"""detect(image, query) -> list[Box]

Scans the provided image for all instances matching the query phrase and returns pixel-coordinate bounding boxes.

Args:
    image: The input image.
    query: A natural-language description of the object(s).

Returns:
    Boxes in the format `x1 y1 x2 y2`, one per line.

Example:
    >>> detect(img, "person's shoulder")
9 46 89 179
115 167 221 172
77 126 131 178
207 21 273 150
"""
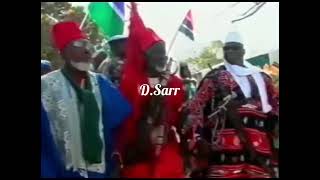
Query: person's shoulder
93 71 118 90
41 70 64 93
88 70 99 77
203 65 227 80
260 71 273 81
90 71 109 82
41 69 61 81
196 65 227 90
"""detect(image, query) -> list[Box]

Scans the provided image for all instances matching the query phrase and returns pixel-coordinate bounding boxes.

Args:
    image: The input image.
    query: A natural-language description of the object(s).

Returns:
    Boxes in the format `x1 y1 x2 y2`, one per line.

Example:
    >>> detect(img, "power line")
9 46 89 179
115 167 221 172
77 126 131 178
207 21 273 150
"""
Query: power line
232 2 266 23
240 2 262 16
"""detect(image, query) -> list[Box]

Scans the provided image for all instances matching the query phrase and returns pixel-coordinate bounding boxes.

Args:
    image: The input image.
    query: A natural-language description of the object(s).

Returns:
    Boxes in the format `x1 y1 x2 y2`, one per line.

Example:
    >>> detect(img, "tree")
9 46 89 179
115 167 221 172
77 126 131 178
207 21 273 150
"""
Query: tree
185 40 224 70
41 2 105 69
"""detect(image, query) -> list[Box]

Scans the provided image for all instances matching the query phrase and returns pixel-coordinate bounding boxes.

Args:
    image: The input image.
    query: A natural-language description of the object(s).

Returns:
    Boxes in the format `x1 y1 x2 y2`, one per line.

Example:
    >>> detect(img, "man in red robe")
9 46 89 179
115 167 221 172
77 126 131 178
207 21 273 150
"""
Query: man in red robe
113 2 186 178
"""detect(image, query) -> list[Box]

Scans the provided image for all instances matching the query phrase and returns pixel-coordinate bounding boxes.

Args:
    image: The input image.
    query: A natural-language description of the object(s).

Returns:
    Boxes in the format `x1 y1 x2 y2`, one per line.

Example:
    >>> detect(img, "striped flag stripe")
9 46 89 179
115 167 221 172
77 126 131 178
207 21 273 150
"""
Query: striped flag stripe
114 2 125 16
185 10 193 26
108 2 125 21
89 2 125 38
178 9 194 41
182 18 193 30
179 25 194 41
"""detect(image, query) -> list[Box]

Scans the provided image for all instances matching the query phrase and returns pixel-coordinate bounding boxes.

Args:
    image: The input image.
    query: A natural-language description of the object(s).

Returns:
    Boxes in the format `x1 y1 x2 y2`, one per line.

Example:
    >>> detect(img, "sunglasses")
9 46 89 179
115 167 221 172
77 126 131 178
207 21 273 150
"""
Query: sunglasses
223 46 242 51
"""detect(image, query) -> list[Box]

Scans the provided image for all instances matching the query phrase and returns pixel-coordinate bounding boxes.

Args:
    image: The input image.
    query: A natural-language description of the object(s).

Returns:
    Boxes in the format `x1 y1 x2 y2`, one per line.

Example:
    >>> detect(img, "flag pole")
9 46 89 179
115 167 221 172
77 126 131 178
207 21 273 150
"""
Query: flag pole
80 11 89 29
165 17 183 73
167 28 180 56
166 10 188 73
167 9 190 56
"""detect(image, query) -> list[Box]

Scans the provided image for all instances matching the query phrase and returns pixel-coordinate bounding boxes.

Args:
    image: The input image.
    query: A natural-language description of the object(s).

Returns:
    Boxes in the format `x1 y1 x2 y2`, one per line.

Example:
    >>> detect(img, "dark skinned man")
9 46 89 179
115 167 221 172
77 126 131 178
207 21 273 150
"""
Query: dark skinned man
184 32 279 178
112 3 186 178
41 21 131 178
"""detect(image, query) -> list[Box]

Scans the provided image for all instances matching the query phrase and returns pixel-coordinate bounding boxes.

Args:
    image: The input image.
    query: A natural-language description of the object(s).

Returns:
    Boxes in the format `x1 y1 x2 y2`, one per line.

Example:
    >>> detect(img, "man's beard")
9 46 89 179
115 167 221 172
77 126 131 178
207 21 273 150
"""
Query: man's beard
155 65 166 73
70 61 91 71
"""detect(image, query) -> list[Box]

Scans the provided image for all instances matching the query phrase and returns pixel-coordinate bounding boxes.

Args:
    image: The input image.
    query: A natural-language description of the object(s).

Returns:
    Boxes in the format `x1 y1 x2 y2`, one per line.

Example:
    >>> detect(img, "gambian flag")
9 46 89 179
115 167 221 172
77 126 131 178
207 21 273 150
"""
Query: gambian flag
178 10 194 41
88 2 125 39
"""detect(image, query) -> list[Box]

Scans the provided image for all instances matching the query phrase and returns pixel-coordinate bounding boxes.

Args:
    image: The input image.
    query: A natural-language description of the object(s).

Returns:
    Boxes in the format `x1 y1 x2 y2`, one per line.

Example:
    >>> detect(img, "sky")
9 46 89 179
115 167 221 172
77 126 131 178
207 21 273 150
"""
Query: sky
71 2 279 61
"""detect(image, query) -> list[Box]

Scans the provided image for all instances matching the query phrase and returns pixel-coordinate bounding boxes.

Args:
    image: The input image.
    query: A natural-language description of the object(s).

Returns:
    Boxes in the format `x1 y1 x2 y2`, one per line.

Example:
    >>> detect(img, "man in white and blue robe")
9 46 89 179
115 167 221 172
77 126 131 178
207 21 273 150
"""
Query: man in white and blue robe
41 21 131 178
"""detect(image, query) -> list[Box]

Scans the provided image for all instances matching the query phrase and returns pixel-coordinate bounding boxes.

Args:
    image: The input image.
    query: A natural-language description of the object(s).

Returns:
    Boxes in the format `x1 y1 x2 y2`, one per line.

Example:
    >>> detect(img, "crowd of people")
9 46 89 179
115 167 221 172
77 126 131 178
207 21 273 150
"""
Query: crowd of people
41 2 279 178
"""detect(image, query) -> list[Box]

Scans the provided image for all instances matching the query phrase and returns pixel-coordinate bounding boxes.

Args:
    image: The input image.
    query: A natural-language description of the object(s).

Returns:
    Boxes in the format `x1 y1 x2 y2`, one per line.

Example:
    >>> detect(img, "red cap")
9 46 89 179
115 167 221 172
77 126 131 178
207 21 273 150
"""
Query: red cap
140 28 163 53
52 21 88 51
129 2 164 53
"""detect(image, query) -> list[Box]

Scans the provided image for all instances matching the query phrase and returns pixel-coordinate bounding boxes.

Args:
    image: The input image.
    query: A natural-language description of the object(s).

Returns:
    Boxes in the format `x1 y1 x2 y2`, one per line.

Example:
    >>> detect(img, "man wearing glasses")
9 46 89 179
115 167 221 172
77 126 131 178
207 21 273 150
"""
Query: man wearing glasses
41 21 131 178
184 32 279 178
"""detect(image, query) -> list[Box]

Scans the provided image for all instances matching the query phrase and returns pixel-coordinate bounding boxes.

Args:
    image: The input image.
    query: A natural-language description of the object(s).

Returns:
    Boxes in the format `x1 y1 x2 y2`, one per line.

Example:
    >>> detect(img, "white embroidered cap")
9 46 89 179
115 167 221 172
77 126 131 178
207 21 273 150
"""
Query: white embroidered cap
225 31 243 44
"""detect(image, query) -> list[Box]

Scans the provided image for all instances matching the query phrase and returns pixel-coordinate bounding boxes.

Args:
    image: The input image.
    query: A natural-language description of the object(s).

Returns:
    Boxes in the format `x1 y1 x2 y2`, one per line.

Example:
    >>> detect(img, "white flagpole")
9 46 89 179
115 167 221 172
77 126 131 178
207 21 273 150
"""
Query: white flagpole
80 11 89 29
165 10 190 73
167 28 180 57
167 9 190 56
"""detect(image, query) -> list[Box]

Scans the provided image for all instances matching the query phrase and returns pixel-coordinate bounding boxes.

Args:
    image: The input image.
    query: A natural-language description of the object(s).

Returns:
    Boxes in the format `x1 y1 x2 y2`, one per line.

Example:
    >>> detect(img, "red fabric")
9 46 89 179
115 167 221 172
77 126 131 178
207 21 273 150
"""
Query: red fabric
218 129 243 152
52 21 87 51
127 2 164 54
119 2 164 83
185 10 194 30
118 68 186 178
117 3 185 177
238 107 268 119
245 128 272 156
216 128 272 155
118 75 185 157
207 164 270 178
246 164 271 178
122 143 185 178
207 164 246 178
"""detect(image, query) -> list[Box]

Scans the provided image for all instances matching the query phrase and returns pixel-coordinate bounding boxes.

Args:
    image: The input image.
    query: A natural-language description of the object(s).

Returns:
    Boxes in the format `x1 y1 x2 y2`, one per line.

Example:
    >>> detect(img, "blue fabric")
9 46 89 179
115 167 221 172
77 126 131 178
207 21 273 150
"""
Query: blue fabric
97 74 132 176
41 74 131 178
41 60 52 72
113 2 125 17
41 102 63 177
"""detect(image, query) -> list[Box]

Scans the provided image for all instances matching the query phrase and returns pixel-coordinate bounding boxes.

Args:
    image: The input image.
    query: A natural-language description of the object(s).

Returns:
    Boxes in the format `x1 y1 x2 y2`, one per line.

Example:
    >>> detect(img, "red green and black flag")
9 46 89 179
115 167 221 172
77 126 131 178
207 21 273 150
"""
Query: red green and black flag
178 10 194 41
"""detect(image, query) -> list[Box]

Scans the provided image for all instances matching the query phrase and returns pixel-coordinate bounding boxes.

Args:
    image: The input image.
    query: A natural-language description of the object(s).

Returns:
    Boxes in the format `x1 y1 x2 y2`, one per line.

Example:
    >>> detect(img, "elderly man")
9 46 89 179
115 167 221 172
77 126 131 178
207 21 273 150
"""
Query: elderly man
184 32 279 178
41 21 131 178
113 3 186 178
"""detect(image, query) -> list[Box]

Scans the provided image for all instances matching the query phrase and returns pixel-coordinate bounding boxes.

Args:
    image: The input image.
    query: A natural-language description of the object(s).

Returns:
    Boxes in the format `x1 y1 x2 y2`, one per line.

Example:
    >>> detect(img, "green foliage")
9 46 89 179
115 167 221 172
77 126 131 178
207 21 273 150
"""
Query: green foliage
185 40 224 70
41 2 105 69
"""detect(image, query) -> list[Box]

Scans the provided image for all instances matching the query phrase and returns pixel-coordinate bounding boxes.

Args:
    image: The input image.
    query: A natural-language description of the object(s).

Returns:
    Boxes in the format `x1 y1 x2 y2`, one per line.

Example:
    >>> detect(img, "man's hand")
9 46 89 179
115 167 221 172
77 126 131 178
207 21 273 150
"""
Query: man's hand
181 114 194 135
111 152 123 178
